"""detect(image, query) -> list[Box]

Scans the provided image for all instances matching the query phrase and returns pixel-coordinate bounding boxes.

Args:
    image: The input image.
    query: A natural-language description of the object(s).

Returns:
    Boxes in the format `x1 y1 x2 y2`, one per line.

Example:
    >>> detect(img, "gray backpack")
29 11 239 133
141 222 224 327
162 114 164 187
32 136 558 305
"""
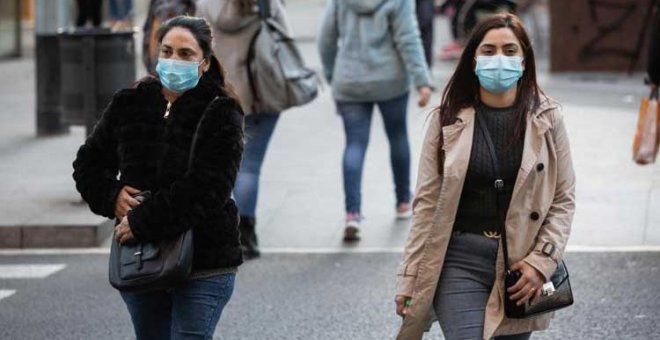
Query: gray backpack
246 0 319 113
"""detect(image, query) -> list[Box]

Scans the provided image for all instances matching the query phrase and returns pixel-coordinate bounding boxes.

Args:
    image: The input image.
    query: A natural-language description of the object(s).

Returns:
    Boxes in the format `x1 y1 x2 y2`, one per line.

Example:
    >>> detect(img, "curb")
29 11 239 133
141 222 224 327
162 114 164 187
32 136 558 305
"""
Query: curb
0 220 114 249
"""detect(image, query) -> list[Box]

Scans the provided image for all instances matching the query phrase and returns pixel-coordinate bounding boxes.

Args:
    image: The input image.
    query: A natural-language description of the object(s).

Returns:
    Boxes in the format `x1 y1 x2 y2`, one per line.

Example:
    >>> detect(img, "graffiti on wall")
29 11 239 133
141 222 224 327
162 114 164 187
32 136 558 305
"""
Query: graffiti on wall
578 0 657 72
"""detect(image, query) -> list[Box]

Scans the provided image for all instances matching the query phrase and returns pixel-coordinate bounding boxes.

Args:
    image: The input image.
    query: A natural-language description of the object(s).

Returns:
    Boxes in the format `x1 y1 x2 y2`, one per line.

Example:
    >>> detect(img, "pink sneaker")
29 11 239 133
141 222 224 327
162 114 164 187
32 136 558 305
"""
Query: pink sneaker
438 41 464 61
396 203 413 220
343 212 361 242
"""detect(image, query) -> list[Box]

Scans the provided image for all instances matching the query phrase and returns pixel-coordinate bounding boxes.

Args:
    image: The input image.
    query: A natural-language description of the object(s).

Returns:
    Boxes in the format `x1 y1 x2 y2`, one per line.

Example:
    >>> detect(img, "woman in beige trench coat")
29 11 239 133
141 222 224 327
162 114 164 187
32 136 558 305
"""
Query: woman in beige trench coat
394 14 575 340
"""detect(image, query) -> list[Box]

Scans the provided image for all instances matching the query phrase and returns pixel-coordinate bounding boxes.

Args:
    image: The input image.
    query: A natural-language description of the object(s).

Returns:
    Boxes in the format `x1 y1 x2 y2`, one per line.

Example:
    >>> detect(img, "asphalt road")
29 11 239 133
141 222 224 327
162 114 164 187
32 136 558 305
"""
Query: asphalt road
1 251 659 340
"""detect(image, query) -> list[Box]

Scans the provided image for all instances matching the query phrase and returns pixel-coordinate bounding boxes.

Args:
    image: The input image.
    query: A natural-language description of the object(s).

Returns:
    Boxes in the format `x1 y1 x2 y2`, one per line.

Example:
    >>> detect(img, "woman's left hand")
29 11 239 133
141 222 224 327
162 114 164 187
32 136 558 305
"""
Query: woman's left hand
115 216 135 244
507 261 545 306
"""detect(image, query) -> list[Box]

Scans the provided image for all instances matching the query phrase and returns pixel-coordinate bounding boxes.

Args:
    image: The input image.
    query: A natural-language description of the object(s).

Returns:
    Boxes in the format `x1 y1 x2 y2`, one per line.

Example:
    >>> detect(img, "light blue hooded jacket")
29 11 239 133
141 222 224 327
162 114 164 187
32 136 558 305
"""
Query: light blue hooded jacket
318 0 431 102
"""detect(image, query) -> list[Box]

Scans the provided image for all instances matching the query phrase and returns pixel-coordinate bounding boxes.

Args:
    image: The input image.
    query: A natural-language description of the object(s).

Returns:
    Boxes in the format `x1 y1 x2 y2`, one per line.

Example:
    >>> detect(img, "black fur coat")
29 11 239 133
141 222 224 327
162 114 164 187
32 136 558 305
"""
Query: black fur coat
72 74 244 270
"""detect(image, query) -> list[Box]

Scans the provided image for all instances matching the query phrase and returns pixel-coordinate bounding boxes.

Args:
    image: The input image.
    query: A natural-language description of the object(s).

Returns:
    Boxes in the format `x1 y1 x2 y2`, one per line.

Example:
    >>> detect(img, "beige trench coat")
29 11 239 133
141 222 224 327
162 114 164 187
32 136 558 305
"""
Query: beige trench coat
396 98 576 340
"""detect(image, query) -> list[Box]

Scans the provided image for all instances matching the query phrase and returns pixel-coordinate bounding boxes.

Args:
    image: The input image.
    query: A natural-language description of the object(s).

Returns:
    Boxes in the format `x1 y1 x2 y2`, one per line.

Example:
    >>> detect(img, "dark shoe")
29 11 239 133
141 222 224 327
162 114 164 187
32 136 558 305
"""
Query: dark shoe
239 216 260 260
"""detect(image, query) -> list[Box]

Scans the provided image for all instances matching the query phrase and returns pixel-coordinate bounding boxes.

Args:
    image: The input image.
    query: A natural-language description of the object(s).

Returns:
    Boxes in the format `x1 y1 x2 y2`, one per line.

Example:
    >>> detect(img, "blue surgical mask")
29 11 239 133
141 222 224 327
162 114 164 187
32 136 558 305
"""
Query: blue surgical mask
475 55 524 93
156 58 204 93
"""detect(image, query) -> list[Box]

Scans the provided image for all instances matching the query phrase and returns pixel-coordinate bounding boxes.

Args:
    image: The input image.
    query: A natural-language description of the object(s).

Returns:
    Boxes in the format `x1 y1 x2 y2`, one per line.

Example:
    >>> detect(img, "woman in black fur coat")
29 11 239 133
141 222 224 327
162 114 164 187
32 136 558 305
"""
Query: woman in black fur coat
72 16 244 339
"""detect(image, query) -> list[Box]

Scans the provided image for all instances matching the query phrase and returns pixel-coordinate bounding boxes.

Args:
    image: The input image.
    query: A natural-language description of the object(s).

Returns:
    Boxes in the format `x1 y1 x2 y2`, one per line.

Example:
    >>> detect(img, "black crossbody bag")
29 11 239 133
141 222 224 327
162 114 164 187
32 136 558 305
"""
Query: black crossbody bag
108 117 203 292
475 113 574 319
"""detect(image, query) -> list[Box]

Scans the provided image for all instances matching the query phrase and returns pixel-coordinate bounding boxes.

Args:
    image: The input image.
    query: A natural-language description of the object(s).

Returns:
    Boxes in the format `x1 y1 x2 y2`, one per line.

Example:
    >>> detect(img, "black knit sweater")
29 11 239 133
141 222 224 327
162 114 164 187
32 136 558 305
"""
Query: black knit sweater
72 74 245 270
453 103 524 234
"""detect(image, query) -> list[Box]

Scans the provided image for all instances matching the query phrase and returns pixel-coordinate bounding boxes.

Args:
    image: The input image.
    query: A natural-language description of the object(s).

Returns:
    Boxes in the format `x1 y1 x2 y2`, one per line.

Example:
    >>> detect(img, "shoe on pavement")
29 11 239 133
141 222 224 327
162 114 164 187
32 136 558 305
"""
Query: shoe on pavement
343 213 361 242
396 203 413 220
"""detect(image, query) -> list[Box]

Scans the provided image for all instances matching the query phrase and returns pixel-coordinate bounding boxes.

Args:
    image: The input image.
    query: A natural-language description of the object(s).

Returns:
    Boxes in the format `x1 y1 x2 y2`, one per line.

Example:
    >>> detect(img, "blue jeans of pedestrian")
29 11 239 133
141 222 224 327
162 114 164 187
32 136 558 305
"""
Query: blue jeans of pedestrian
109 0 132 20
120 273 235 340
336 93 411 214
233 114 280 218
433 232 532 340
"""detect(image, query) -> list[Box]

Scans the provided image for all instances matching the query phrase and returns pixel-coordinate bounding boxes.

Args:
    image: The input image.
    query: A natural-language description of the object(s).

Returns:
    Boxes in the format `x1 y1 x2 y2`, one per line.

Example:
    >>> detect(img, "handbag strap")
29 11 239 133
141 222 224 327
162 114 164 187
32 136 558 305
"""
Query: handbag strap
475 112 512 271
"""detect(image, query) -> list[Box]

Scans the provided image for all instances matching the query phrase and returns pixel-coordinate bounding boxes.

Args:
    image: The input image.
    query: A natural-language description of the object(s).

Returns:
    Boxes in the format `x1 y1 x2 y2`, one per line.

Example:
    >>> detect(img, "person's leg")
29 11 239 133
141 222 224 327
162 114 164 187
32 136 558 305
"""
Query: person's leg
337 100 374 216
233 114 280 218
91 0 103 27
171 274 236 340
433 232 499 340
120 290 172 340
376 93 411 211
233 114 279 258
416 0 435 68
109 0 120 21
76 0 87 27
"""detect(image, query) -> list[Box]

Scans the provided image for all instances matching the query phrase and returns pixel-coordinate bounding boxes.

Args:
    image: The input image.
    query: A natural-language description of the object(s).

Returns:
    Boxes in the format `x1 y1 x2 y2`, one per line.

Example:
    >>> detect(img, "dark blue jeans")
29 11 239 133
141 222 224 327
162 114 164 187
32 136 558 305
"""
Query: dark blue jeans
336 93 411 214
233 114 280 218
120 273 235 340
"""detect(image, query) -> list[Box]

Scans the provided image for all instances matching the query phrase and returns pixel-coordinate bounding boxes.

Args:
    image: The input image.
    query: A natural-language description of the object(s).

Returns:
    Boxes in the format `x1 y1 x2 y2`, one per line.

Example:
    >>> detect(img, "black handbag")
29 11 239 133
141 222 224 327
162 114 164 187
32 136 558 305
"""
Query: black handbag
475 112 574 319
108 116 203 292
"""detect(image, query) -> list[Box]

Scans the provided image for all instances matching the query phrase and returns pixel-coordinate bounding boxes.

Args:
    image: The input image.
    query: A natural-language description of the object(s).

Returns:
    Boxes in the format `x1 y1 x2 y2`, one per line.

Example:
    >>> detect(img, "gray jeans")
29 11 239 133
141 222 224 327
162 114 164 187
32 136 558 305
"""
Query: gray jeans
433 232 532 340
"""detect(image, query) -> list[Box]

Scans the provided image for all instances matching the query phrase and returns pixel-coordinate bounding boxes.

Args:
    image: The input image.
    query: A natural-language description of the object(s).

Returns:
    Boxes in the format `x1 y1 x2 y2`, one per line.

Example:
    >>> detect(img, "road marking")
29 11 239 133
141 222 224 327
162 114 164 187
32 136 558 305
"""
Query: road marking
0 264 66 279
0 290 16 301
2 245 660 255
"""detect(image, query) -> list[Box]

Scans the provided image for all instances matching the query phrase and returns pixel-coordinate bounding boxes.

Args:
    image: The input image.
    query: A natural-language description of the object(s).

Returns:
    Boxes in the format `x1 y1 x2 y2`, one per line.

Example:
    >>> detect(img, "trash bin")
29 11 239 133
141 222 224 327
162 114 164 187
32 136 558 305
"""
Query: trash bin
59 29 136 135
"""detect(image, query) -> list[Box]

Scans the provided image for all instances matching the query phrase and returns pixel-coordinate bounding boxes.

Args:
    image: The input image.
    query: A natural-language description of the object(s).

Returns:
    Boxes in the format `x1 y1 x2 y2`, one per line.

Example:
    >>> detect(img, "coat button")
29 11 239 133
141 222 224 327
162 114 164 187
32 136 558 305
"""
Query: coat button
536 163 545 171
530 212 540 221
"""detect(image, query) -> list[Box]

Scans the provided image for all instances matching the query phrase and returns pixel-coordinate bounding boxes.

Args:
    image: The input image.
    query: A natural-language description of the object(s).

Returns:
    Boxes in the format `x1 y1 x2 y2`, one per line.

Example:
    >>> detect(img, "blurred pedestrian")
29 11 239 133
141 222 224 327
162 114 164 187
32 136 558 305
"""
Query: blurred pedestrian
197 0 291 259
417 0 435 68
648 3 659 91
72 16 244 339
108 0 134 31
143 0 196 74
318 0 433 242
76 0 103 28
395 14 575 339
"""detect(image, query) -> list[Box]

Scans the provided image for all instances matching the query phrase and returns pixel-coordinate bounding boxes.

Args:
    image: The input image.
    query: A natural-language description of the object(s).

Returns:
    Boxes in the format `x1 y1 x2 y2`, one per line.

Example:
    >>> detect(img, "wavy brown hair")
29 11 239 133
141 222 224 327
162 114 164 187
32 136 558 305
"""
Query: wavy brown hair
436 13 543 170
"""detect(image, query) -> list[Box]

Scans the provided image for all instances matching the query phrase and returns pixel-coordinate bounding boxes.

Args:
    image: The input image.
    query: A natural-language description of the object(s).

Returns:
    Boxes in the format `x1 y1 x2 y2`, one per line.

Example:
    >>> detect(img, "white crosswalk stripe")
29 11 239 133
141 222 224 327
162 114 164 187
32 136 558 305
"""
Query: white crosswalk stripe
0 264 66 279
0 289 16 301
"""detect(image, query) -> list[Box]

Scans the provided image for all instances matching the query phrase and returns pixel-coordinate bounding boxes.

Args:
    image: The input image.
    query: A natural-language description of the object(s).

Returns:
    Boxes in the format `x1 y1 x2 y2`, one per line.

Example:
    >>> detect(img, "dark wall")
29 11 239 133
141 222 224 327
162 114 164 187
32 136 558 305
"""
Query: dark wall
550 0 656 72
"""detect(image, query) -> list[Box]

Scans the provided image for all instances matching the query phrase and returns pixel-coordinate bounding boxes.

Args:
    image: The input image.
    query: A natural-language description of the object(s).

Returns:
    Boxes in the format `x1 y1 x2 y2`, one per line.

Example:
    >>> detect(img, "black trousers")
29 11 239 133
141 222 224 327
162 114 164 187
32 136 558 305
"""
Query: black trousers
416 0 435 68
76 0 103 27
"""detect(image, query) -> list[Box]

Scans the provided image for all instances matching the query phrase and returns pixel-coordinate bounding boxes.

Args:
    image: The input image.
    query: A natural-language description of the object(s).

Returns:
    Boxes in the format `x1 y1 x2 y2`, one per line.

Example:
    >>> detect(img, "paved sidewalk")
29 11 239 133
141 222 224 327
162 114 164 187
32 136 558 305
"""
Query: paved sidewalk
0 3 658 248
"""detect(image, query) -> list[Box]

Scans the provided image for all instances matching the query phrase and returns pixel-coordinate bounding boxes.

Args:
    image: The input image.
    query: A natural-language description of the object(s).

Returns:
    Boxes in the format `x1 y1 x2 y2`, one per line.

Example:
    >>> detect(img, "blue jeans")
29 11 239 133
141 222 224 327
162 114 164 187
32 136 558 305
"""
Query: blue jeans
336 93 411 214
233 114 280 218
120 273 235 340
109 0 133 20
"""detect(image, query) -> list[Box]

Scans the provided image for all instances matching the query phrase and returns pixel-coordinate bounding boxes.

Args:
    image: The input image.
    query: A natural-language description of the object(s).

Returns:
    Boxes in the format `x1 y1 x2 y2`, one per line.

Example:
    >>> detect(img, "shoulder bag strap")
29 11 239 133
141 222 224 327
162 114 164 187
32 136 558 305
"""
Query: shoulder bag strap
475 112 512 271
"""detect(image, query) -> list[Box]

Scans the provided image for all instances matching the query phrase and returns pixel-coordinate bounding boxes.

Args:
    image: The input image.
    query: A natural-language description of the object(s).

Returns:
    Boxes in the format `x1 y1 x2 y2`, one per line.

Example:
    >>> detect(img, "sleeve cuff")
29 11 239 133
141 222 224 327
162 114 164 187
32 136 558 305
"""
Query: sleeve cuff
104 181 123 219
127 209 146 242
524 251 559 282
396 264 418 297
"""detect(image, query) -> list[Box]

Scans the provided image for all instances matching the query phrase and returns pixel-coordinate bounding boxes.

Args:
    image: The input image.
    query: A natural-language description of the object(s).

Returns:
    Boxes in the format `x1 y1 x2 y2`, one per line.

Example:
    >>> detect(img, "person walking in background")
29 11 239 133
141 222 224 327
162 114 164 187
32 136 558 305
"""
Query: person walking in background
395 13 575 339
76 0 103 28
108 0 134 31
73 16 244 339
416 0 436 68
197 0 291 260
318 0 433 242
648 3 659 91
143 0 197 74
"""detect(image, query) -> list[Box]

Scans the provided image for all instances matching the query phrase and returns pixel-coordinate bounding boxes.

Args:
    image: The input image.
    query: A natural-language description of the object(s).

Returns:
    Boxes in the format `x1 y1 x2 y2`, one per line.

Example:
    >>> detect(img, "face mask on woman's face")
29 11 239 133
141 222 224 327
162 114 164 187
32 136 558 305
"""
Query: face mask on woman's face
156 58 204 93
474 55 524 94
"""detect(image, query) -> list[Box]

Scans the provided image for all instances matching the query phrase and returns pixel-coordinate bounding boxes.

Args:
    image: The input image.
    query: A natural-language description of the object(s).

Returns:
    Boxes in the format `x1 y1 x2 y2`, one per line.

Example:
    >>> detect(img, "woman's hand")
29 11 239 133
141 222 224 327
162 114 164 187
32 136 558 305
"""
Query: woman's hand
114 185 141 219
507 261 545 306
395 295 412 317
417 86 432 107
115 216 135 244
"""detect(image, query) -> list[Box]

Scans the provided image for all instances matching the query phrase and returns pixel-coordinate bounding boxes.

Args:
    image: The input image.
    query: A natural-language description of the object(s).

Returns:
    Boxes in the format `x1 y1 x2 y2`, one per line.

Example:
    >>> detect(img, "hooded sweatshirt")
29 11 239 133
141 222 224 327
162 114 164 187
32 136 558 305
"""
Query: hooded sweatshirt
318 0 431 102
196 0 290 115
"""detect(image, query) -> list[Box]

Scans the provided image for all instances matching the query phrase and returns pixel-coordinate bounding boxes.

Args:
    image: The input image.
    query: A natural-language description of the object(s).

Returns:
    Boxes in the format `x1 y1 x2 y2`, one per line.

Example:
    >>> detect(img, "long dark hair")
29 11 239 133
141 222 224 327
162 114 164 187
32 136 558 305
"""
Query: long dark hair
436 13 542 151
156 15 227 92
237 0 256 16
